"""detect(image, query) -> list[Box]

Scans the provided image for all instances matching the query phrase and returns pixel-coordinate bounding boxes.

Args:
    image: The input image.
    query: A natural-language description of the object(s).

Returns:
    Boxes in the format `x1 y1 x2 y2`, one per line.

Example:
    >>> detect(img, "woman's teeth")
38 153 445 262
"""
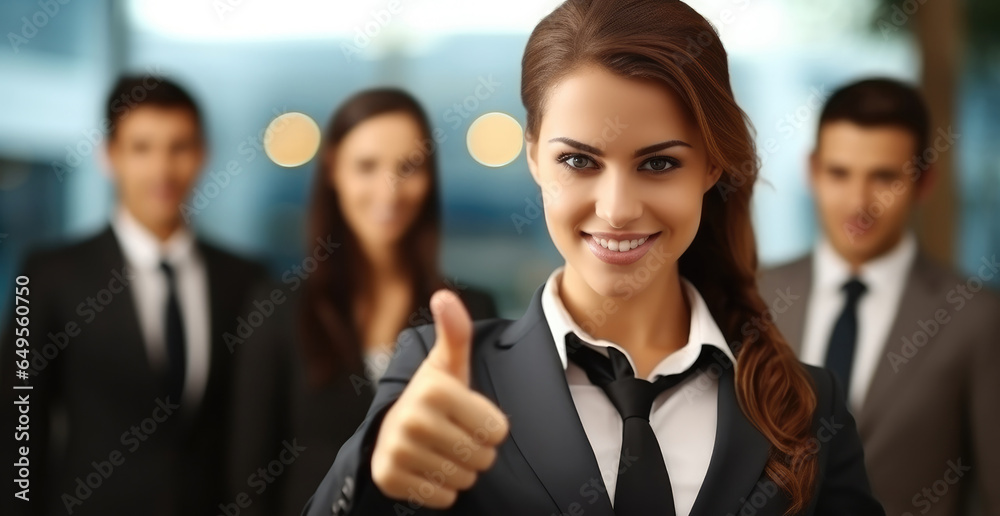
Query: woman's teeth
592 235 647 252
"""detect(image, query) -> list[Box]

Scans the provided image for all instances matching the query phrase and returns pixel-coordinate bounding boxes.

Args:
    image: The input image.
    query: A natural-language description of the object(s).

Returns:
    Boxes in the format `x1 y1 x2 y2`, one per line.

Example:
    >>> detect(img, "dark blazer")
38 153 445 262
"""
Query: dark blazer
227 283 496 516
303 282 885 516
0 226 268 516
760 251 1000 516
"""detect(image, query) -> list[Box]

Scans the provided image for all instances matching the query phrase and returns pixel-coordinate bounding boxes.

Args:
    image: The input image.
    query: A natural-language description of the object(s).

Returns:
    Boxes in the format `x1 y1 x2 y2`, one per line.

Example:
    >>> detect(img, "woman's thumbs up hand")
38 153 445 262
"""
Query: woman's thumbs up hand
370 289 510 509
425 288 474 385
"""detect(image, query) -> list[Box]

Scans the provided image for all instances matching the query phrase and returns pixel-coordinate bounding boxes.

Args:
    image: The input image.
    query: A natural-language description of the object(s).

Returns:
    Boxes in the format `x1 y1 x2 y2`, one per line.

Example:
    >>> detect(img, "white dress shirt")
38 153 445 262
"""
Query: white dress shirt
799 231 917 411
540 266 737 515
111 206 211 409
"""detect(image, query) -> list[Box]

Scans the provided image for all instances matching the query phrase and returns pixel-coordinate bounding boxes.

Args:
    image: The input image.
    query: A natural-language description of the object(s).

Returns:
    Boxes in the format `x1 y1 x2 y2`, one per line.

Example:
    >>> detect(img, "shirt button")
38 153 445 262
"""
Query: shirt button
342 475 355 499
331 496 350 515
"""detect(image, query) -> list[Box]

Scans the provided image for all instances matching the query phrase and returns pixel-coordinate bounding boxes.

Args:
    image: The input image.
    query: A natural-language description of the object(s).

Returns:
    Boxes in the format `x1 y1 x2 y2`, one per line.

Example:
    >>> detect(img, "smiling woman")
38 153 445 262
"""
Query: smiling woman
527 64 718 296
226 87 498 516
303 1 886 515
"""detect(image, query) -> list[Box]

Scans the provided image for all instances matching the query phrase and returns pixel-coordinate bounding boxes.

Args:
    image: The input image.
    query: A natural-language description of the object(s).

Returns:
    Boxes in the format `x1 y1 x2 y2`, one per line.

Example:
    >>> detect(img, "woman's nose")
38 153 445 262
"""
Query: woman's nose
594 168 642 228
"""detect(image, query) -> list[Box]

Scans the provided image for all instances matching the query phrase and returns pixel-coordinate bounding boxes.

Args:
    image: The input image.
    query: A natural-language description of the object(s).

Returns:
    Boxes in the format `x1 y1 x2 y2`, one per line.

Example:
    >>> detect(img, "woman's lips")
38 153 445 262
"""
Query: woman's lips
581 230 662 266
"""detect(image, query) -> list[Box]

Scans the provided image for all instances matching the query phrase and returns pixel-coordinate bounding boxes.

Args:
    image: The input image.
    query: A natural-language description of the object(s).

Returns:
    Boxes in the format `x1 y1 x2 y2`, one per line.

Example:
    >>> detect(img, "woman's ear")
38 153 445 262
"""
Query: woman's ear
703 161 724 193
526 137 542 186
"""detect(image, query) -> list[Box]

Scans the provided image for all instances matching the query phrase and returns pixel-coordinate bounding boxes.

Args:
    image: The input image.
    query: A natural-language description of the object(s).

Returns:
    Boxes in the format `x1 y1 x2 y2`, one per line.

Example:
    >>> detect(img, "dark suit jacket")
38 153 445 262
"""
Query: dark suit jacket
0 226 268 516
227 283 496 516
302 282 885 516
760 251 1000 516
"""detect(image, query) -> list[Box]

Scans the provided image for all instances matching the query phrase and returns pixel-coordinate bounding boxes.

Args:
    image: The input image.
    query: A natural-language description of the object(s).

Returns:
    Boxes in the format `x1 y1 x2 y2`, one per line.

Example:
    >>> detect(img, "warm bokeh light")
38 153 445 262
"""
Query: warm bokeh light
466 112 523 168
264 112 321 168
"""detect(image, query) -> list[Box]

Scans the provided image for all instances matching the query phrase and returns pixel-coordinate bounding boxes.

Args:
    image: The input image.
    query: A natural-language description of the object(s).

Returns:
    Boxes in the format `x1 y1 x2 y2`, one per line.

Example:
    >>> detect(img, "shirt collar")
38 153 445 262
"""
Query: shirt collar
812 230 917 294
540 265 736 380
111 206 198 270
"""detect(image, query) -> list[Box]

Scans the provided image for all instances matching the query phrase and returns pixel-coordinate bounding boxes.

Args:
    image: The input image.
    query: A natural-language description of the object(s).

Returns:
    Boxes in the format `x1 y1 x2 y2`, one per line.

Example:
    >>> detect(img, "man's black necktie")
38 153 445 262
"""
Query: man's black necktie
160 260 186 404
565 332 716 516
824 277 867 395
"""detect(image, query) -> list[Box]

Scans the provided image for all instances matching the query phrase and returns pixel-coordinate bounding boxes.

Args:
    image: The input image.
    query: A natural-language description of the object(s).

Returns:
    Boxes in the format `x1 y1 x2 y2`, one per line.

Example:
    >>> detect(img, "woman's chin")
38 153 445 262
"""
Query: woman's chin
573 264 641 299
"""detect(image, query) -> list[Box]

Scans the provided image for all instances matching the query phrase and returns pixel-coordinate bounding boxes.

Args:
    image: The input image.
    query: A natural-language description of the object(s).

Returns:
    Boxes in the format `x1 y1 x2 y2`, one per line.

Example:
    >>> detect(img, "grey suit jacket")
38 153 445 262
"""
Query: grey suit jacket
759 251 1000 516
303 282 885 516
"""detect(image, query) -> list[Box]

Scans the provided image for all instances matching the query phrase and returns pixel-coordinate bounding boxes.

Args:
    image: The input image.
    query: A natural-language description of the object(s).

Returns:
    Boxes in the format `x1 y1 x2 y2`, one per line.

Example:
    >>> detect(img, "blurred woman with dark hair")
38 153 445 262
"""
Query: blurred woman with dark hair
228 88 496 516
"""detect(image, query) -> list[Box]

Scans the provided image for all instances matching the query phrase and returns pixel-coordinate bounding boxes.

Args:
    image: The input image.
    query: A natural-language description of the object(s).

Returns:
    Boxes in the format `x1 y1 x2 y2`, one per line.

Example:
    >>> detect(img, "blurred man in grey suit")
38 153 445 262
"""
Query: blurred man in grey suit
760 78 1000 516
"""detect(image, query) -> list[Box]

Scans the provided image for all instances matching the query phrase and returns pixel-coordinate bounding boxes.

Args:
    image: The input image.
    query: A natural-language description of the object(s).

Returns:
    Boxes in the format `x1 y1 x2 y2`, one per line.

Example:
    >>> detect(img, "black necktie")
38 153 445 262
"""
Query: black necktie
565 332 716 516
160 260 186 404
824 277 867 395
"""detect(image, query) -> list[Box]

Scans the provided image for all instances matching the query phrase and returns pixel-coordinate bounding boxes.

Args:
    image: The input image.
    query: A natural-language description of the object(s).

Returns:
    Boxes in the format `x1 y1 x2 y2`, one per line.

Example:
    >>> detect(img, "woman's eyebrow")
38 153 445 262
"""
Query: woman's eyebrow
547 137 691 158
633 140 691 157
548 137 604 156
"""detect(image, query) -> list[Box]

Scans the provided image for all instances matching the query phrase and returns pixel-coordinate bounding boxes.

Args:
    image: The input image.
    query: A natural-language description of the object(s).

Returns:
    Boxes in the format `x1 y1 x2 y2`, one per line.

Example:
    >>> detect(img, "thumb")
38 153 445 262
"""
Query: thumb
427 289 473 385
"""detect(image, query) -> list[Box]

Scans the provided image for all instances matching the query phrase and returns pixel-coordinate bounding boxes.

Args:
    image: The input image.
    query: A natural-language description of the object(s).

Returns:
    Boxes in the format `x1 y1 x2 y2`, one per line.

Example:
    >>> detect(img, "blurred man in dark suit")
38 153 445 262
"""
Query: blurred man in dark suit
760 78 1000 516
2 75 268 515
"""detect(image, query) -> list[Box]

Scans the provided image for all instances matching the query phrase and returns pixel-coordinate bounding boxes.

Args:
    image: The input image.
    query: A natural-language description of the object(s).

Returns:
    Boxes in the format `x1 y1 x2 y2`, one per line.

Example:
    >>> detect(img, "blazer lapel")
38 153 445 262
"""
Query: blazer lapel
189 242 231 425
856 252 942 434
484 284 616 516
772 255 813 355
688 363 772 515
93 226 157 384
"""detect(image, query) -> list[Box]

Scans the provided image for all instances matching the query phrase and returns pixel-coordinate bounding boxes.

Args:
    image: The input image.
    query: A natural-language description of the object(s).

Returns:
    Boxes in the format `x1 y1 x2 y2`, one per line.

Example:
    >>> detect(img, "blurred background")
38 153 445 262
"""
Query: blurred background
1 0 998 317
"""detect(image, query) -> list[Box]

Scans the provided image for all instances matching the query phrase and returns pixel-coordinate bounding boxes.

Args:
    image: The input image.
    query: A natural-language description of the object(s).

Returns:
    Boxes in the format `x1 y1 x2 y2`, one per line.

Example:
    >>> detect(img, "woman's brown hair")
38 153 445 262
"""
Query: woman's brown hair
521 0 818 512
299 88 446 387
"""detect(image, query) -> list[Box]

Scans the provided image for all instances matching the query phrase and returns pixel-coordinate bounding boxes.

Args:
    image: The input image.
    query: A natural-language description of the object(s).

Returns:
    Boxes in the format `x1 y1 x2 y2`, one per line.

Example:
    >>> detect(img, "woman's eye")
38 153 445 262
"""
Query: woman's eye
559 154 595 170
639 156 678 173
